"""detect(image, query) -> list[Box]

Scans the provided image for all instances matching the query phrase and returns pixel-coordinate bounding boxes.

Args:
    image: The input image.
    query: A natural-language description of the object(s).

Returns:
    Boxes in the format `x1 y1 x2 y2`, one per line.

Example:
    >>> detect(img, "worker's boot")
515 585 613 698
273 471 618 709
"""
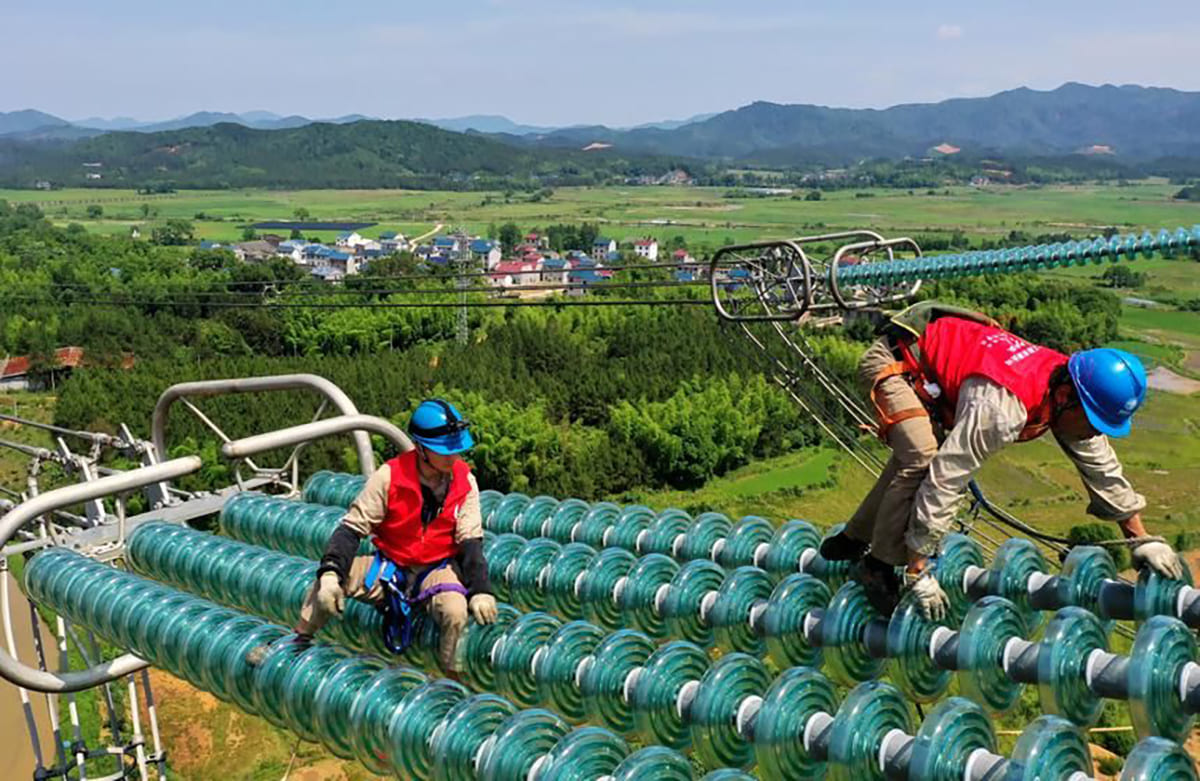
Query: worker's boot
819 530 869 562
852 555 901 616
245 632 313 667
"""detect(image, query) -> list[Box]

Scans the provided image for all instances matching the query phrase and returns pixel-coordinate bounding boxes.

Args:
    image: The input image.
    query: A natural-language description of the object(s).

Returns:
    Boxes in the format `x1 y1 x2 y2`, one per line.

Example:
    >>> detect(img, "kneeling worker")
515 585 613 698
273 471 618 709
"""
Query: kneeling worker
282 399 496 673
821 301 1184 619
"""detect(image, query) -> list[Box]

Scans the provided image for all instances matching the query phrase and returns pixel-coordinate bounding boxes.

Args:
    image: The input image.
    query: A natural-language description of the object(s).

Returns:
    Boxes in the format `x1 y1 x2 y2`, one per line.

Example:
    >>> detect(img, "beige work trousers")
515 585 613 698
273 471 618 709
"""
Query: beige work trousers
297 556 469 672
845 337 939 566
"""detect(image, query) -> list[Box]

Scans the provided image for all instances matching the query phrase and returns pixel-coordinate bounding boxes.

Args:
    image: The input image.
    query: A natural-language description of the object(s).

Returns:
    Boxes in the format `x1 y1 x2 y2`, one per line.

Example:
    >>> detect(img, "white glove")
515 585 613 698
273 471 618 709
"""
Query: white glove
904 570 950 622
469 593 498 625
1132 541 1185 580
315 571 346 617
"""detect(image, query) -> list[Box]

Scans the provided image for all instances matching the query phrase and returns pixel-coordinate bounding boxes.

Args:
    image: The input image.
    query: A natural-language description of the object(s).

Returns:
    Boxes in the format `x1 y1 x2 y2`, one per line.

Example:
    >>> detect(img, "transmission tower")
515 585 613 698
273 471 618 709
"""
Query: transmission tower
454 228 471 345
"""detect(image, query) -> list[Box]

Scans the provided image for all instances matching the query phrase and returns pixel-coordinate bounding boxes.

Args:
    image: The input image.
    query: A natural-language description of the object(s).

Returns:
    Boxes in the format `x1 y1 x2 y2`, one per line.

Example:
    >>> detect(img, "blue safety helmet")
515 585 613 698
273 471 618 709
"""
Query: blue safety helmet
408 399 474 455
1066 348 1147 438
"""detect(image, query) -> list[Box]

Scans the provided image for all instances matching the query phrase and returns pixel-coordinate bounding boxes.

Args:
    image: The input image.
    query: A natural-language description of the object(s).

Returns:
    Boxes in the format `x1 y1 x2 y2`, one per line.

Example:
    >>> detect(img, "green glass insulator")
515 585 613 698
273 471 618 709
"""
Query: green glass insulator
1128 616 1198 741
535 621 605 723
934 533 984 625
489 493 532 534
573 502 621 547
631 640 710 750
131 591 194 664
313 655 387 759
180 607 242 686
513 496 561 539
762 574 830 669
494 612 562 708
544 543 597 620
455 603 519 693
580 629 655 736
1134 566 1194 622
663 560 725 645
821 581 884 686
485 533 527 604
690 653 770 770
506 538 561 612
611 746 694 780
956 596 1027 715
477 709 569 781
544 499 590 542
100 578 159 649
987 538 1047 632
1120 737 1199 781
538 727 629 781
754 666 836 781
640 510 692 555
679 513 731 561
158 601 220 677
429 693 517 781
619 553 678 639
195 612 260 699
887 591 950 703
1006 716 1093 780
907 697 996 781
301 470 335 504
222 623 288 716
717 517 774 569
348 666 428 774
761 520 820 576
1038 608 1106 726
606 505 656 550
387 679 469 781
579 548 636 630
826 681 914 781
701 771 756 781
710 566 772 656
281 643 353 742
479 489 503 524
250 635 319 728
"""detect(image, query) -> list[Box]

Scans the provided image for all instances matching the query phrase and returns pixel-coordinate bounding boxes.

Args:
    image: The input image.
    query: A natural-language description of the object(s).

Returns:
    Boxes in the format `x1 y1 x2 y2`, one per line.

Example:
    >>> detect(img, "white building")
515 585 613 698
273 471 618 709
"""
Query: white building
633 238 659 261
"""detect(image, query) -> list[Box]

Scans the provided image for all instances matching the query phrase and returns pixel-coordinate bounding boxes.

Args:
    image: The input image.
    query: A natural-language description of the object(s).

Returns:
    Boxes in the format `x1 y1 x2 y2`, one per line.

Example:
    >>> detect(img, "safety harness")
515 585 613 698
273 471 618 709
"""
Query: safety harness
363 550 469 654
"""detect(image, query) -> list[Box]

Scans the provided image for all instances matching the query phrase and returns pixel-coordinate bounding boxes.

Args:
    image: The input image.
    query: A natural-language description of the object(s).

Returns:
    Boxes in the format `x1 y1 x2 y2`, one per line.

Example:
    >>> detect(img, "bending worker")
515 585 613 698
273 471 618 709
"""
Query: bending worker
820 300 1184 619
285 399 496 674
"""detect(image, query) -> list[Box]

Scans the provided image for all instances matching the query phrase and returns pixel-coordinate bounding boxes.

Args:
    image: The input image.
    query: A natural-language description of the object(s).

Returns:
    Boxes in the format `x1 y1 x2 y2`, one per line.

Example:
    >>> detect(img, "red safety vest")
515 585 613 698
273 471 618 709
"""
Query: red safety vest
914 317 1068 441
375 450 473 566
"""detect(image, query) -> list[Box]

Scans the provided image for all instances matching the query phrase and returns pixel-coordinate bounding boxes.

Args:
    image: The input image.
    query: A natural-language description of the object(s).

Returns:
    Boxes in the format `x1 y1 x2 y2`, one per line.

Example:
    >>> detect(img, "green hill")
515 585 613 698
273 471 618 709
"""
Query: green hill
0 119 691 189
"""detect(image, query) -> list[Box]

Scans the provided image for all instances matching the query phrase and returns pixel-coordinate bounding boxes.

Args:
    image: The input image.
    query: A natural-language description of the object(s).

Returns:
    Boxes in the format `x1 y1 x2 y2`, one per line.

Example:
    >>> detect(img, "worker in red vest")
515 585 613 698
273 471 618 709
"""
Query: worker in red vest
285 399 496 674
821 301 1183 619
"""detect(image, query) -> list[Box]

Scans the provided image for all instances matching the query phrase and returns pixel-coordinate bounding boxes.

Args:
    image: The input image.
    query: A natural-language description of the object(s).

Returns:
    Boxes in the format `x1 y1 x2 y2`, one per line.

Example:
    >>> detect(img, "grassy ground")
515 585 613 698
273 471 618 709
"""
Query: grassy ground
3 180 1196 249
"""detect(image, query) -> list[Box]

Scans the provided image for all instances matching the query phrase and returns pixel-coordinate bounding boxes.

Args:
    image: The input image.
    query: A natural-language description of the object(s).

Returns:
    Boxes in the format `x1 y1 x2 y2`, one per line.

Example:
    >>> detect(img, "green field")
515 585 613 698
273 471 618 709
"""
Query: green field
3 180 1197 248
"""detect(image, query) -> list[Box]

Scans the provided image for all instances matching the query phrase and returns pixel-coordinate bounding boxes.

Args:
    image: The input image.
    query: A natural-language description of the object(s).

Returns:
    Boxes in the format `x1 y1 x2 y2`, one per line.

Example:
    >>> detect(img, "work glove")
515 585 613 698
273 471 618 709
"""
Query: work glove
903 570 950 622
1132 540 1185 580
469 593 498 625
315 571 346 617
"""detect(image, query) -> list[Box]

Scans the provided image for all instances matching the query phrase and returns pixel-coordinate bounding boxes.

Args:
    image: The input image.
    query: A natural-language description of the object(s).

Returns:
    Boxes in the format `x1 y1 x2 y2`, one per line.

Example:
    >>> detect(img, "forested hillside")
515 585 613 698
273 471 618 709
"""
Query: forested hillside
0 120 693 189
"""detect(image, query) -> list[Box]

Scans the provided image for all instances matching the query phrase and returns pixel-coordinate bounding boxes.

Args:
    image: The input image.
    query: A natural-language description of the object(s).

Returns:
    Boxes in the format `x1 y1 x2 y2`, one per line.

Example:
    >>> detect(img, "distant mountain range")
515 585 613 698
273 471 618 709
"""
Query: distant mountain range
2 84 1199 189
494 83 1200 163
0 110 375 140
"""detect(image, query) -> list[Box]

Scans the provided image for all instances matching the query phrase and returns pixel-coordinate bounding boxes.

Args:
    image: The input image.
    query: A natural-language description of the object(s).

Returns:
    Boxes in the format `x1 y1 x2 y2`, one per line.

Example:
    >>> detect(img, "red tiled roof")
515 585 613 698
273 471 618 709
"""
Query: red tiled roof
1 347 133 379
634 239 656 246
673 249 688 258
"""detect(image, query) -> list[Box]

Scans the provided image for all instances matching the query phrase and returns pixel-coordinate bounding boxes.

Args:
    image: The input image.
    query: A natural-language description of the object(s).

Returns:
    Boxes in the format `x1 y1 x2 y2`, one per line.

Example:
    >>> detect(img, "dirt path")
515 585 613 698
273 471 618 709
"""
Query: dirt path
409 222 444 244
0 572 62 779
1146 366 1200 394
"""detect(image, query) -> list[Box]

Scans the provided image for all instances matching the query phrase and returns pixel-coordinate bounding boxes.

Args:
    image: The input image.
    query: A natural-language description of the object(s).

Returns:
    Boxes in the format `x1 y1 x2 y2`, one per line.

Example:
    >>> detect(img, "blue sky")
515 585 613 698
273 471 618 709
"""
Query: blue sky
4 0 1198 126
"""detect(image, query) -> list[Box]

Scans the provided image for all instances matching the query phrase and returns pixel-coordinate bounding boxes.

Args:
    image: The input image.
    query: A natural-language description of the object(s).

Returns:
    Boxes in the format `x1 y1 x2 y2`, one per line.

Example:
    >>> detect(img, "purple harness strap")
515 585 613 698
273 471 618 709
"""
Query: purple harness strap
416 581 470 602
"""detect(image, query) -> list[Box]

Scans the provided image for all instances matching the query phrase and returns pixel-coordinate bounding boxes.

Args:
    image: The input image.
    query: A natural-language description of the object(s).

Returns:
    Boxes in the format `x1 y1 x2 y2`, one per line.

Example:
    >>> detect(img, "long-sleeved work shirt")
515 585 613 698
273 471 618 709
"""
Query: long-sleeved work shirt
906 376 1146 556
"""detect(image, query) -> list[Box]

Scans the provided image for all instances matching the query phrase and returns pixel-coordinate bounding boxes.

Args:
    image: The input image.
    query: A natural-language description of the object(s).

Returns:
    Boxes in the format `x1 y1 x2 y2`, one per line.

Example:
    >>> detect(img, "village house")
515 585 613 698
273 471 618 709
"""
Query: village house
470 239 503 269
540 256 568 285
632 238 659 261
592 237 617 261
490 259 542 288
